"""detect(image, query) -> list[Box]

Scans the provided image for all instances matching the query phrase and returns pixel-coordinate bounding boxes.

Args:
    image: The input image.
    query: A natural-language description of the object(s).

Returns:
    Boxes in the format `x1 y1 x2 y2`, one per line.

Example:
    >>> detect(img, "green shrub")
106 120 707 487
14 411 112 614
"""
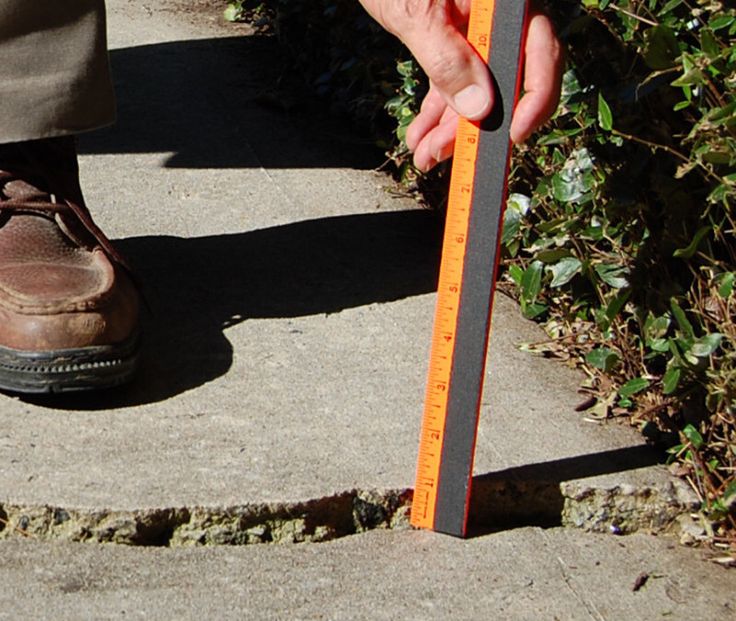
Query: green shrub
505 0 735 542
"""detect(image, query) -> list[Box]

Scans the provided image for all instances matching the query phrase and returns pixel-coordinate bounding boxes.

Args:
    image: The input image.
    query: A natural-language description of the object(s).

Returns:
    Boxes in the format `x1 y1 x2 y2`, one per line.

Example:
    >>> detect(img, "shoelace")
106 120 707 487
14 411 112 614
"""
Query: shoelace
0 169 133 274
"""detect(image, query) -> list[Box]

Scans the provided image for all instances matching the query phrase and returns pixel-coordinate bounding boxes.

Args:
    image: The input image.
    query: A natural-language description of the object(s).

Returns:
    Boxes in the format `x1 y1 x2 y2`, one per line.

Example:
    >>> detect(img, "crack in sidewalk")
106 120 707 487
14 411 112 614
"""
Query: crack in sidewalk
0 475 698 547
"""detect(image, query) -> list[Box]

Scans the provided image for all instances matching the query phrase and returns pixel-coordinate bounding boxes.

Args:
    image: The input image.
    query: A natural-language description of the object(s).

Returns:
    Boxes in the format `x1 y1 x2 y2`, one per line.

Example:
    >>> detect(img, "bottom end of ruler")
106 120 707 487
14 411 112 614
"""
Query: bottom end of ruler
410 515 468 538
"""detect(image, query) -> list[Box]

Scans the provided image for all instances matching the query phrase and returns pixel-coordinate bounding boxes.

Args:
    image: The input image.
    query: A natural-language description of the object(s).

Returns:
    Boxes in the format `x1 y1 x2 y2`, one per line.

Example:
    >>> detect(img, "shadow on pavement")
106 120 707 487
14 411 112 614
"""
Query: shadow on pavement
24 209 442 410
468 444 666 536
78 36 383 170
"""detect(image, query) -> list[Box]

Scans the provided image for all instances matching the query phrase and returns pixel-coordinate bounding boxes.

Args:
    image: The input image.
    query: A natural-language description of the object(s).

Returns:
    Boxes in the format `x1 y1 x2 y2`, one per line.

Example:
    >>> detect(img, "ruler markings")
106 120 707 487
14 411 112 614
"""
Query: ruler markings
411 0 530 536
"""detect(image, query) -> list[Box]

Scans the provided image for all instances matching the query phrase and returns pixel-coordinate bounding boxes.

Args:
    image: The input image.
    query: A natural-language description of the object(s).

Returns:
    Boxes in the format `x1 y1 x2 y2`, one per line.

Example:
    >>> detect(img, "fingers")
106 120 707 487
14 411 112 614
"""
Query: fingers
359 0 563 170
403 18 493 120
510 9 564 143
406 86 444 152
361 1 493 120
412 106 459 171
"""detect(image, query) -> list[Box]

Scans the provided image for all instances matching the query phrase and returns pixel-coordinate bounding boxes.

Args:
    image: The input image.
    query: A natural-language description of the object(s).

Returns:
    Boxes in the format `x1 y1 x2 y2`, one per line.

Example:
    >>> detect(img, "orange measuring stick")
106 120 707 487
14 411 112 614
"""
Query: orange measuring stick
411 0 530 537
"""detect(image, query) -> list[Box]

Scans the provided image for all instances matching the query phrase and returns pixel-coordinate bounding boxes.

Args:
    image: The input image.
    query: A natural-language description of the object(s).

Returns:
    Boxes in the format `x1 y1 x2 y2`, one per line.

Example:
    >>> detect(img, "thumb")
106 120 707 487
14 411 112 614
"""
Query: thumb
371 3 493 120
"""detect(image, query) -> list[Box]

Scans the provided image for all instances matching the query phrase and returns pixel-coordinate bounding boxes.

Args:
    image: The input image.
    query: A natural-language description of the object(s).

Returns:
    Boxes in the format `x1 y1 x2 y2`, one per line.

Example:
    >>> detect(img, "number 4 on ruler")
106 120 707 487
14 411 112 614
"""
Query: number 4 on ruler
411 0 530 537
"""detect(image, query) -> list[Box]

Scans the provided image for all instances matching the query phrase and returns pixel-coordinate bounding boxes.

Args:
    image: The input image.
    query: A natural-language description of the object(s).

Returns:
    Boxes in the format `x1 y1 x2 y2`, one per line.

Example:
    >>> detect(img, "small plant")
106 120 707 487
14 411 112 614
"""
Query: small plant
384 59 423 184
223 0 246 22
224 1 270 25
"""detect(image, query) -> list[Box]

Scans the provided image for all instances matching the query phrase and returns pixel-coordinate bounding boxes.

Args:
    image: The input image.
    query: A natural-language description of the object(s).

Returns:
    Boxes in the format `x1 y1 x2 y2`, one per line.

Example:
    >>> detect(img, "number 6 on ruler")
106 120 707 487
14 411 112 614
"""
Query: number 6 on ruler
411 0 530 537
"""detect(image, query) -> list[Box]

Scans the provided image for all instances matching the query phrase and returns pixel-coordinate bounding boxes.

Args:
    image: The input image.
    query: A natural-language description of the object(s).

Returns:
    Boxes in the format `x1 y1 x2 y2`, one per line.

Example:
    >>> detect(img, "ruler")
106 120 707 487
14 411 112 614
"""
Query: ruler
411 0 530 537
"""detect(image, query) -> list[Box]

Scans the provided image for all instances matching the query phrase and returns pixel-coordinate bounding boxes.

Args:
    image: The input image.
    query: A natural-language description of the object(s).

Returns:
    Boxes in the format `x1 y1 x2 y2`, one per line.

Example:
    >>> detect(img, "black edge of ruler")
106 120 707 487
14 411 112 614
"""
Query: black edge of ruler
433 0 529 537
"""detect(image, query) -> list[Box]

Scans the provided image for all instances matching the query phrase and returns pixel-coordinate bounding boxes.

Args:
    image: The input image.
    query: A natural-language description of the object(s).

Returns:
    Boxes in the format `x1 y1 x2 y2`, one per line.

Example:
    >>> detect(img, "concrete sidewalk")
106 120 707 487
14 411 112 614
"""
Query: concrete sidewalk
1 529 733 620
0 0 732 618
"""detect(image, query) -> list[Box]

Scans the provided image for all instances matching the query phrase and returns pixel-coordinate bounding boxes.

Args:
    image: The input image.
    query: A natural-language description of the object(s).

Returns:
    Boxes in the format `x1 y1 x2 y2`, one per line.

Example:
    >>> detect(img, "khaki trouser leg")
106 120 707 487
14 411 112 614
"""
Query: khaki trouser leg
0 0 115 144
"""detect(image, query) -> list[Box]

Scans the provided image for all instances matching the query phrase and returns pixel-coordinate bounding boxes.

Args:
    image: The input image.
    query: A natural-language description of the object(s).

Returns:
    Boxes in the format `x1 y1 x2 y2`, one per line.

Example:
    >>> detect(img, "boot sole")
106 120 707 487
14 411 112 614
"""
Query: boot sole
0 333 139 394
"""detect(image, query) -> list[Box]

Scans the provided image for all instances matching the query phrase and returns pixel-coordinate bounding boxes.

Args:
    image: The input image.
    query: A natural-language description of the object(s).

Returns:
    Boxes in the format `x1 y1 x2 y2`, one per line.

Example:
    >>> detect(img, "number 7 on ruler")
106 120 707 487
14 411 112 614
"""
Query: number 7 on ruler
411 0 530 537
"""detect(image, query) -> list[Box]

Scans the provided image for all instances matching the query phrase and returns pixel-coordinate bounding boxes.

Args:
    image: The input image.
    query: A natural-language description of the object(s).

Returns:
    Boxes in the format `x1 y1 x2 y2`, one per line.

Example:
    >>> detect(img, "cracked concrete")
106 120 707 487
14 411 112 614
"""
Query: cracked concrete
0 489 412 546
0 478 697 546
1 0 733 617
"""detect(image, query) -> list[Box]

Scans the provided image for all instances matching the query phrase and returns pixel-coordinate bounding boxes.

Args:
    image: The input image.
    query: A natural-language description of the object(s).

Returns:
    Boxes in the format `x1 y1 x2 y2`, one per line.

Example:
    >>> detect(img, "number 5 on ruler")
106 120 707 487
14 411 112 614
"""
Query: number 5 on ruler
411 0 530 537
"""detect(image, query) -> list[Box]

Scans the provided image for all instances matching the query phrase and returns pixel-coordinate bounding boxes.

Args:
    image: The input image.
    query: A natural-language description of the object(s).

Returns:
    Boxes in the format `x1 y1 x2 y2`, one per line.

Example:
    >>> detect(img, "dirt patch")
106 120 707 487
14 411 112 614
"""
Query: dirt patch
161 0 258 36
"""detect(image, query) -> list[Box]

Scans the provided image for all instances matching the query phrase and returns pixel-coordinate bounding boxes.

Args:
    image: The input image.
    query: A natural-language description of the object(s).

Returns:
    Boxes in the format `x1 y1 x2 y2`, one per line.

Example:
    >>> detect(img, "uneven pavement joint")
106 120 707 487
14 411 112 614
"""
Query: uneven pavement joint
0 476 698 546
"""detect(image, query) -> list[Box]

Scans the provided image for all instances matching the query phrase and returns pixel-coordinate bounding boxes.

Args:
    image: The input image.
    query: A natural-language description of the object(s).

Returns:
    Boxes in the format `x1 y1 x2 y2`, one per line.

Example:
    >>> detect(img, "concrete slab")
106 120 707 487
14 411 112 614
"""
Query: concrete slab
0 0 695 545
1 529 734 620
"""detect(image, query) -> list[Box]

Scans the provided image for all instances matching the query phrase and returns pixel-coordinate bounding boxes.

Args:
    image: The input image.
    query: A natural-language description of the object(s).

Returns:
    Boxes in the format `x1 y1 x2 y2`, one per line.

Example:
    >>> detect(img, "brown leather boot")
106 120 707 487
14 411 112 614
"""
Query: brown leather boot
0 137 139 393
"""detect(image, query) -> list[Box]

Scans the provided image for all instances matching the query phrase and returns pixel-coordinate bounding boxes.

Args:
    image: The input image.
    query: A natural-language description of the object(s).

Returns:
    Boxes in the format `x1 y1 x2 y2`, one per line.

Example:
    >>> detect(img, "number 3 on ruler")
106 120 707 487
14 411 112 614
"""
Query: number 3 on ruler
411 0 530 537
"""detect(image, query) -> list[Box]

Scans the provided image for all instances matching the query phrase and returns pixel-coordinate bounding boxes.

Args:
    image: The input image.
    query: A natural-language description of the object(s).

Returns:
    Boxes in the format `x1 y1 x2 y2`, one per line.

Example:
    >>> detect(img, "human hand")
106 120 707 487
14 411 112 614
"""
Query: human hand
358 0 564 171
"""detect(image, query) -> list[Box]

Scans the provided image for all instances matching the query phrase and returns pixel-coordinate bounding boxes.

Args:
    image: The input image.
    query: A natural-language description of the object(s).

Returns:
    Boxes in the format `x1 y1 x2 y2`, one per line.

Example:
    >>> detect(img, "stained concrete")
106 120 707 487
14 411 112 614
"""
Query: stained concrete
1 529 734 620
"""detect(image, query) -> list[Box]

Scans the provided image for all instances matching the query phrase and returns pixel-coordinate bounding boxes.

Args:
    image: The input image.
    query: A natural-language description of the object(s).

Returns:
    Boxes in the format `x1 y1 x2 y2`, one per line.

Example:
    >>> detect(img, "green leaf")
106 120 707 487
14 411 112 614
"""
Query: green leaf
502 209 521 246
536 248 572 264
552 149 595 203
521 261 544 302
521 300 548 320
670 299 694 342
502 193 530 246
586 347 620 372
605 289 631 321
548 257 582 287
396 60 415 77
650 338 670 353
700 29 720 59
223 3 242 21
643 25 680 70
717 272 734 298
671 68 706 87
690 333 723 358
560 69 582 100
673 226 710 258
659 0 683 12
663 366 681 394
507 193 531 216
709 15 735 31
682 424 704 450
595 264 629 288
619 377 650 399
708 183 729 204
723 482 736 507
508 264 524 286
644 314 671 341
707 101 736 123
597 93 613 131
702 150 731 165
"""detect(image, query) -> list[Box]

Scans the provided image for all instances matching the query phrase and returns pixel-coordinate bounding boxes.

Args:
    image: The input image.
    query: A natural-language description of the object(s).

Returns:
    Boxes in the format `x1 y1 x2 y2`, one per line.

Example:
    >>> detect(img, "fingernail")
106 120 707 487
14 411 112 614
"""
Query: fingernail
453 84 490 119
434 144 453 163
415 156 435 173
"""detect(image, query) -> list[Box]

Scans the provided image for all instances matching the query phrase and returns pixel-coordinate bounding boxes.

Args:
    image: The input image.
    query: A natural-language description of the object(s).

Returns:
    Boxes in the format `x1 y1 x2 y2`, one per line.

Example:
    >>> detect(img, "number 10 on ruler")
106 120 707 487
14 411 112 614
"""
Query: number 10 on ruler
411 0 530 537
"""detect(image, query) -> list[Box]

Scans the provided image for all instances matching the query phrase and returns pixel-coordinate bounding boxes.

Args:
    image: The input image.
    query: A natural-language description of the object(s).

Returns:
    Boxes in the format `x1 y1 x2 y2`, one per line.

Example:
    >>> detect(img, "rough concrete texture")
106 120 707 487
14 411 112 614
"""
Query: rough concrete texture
1 529 735 620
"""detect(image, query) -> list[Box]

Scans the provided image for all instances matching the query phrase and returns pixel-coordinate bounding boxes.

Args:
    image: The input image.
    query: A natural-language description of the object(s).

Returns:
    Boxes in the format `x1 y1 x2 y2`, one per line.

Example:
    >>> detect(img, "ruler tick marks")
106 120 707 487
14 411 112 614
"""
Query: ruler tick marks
410 0 530 537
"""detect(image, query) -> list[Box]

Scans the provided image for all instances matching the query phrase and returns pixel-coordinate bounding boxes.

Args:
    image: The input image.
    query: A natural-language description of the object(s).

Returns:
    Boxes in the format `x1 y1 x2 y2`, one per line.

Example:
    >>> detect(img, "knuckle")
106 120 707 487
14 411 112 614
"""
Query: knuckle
425 51 468 87
401 0 438 19
384 0 446 33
